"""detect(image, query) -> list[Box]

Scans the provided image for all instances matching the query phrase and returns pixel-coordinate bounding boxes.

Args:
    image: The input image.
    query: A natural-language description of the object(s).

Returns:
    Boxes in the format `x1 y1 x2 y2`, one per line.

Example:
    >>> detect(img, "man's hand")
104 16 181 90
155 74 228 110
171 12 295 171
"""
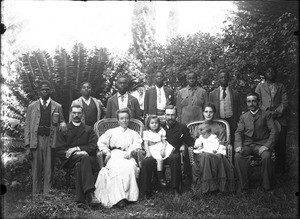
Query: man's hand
66 147 78 158
258 146 269 156
235 147 242 153
59 122 67 133
25 146 33 160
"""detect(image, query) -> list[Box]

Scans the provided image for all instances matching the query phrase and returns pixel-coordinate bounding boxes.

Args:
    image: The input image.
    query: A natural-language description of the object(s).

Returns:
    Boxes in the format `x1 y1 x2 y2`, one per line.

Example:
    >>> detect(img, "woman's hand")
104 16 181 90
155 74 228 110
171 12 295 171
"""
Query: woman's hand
124 152 131 159
104 151 111 165
145 151 152 158
160 148 166 158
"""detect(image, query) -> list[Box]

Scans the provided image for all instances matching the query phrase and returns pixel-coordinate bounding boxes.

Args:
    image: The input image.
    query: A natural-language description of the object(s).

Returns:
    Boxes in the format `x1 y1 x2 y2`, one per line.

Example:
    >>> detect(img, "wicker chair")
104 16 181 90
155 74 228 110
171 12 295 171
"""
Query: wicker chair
186 119 233 166
93 118 144 169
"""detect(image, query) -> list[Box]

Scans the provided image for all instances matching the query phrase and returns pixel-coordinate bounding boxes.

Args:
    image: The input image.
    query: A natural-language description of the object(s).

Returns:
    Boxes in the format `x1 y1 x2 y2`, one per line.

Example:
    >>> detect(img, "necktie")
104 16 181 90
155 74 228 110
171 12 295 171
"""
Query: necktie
43 100 47 110
222 87 226 99
120 95 124 102
158 88 161 103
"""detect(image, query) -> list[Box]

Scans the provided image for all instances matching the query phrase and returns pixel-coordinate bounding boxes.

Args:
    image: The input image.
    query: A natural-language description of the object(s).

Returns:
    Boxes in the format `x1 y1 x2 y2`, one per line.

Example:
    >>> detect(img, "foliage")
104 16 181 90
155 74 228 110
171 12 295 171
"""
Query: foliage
20 189 87 219
222 1 299 105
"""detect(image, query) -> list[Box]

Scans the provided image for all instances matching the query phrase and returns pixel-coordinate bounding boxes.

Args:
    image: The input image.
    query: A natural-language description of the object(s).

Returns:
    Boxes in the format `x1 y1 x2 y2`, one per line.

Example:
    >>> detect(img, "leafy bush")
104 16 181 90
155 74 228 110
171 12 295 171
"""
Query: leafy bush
20 189 87 219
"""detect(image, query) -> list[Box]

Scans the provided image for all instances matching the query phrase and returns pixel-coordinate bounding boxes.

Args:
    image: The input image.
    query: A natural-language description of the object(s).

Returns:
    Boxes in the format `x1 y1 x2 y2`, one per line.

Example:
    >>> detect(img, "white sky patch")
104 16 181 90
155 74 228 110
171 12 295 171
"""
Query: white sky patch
2 1 236 53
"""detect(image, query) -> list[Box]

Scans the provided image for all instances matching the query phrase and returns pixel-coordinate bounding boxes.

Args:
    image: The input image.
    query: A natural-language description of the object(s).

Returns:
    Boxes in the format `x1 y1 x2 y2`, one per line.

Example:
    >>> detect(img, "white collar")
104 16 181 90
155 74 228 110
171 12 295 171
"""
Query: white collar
81 96 91 102
40 98 51 106
72 121 81 126
220 86 228 92
118 92 128 97
155 85 164 90
250 109 259 115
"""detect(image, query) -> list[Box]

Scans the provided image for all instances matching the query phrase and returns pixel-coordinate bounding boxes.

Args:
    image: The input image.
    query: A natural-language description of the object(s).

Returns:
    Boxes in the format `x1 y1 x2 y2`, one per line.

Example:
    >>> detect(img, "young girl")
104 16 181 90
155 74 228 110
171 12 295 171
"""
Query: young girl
143 115 174 186
193 123 226 155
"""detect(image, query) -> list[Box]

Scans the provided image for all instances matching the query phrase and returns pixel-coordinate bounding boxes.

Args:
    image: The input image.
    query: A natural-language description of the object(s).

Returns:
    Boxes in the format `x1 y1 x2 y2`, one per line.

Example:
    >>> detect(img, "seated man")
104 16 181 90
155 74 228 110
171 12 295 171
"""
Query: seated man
234 92 278 192
56 105 99 207
141 105 195 198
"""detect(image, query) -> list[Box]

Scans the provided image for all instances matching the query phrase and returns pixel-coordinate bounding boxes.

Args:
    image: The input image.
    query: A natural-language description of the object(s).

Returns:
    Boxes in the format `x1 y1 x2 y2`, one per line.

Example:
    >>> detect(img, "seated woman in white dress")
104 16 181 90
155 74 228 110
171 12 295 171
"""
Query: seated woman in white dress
143 115 174 186
94 108 142 208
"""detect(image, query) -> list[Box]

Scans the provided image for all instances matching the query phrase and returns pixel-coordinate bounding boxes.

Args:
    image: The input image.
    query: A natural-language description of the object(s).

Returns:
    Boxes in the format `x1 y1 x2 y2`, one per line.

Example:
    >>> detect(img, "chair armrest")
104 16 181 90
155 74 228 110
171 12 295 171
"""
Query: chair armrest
188 146 195 166
131 148 145 168
96 151 105 170
226 144 233 165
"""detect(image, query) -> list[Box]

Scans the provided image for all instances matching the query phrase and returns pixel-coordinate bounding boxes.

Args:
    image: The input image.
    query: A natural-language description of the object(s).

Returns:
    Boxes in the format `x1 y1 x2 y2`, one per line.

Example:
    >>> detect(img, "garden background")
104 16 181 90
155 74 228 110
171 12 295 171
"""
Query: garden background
1 1 299 218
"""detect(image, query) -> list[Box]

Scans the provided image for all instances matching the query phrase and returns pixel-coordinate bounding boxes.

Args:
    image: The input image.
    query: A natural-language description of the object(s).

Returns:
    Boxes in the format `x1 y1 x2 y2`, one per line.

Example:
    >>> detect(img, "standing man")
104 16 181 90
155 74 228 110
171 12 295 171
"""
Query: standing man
24 80 67 195
69 82 105 127
143 71 175 121
255 67 288 174
141 105 195 198
106 75 141 119
56 105 99 206
234 92 278 192
209 71 241 145
176 72 208 124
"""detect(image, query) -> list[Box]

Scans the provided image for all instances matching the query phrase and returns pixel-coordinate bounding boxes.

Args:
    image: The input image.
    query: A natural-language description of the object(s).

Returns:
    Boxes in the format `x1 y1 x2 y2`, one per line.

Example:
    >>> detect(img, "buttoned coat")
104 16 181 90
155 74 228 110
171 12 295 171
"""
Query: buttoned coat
255 82 288 126
106 93 141 119
209 86 241 129
55 122 98 167
24 100 65 149
176 86 207 124
69 97 104 124
234 109 278 150
143 86 175 118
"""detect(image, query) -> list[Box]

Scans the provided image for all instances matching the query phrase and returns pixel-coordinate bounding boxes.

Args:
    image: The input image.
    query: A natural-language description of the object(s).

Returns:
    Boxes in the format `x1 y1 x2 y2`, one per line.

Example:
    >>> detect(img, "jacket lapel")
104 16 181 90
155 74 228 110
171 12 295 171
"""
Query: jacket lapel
152 87 157 108
50 100 56 115
262 83 271 95
112 94 119 109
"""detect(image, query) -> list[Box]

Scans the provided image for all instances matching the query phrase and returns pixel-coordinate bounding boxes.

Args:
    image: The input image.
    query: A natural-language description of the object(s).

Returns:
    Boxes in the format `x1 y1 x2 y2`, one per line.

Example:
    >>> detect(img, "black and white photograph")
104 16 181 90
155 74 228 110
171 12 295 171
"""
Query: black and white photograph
1 1 299 218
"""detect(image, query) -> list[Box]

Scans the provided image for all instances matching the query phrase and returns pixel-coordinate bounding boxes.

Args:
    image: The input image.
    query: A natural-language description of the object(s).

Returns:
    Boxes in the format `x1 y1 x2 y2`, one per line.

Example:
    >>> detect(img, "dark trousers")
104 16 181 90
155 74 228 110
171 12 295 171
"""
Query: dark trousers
141 152 182 192
275 125 287 173
64 154 96 202
234 145 273 190
32 136 54 195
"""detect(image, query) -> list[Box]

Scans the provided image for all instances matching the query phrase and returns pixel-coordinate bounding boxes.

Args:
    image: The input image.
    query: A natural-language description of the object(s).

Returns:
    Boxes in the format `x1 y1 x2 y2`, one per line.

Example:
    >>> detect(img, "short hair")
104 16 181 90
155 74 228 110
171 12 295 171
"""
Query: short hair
39 80 51 89
116 75 128 82
71 104 83 112
145 115 161 131
80 81 91 89
219 71 229 78
203 102 217 114
165 105 177 115
155 71 165 78
186 72 197 78
116 107 131 120
246 92 260 101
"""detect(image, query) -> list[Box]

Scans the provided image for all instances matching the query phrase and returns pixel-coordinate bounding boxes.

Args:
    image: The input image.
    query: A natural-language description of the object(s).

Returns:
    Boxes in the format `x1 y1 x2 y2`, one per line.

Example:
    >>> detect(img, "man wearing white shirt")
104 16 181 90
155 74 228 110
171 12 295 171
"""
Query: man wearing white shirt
143 72 175 120
24 80 67 194
234 92 278 193
69 82 104 127
106 75 141 119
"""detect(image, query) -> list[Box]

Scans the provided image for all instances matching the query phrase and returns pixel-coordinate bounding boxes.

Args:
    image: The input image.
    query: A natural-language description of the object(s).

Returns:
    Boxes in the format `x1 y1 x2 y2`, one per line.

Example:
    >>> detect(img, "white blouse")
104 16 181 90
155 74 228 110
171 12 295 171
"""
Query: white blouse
97 126 142 154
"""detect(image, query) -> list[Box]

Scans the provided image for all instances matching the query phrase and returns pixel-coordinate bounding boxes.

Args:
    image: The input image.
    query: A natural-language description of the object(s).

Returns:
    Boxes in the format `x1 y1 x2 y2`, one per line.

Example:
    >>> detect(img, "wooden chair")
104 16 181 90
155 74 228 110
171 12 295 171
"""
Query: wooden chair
186 119 233 166
93 118 144 169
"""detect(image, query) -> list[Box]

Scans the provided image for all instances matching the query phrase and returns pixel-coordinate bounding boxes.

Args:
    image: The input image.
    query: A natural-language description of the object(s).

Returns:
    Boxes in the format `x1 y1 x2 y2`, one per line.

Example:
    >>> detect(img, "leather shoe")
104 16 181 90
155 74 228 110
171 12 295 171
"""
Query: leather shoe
159 178 167 187
115 199 127 208
86 191 100 206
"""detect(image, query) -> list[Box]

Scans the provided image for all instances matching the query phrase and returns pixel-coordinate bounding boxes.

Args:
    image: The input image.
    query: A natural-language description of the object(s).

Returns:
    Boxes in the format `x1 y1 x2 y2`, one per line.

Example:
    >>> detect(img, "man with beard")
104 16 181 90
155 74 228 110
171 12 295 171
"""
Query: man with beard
141 105 195 198
69 82 105 127
25 80 67 194
56 105 100 207
106 75 141 119
234 92 278 193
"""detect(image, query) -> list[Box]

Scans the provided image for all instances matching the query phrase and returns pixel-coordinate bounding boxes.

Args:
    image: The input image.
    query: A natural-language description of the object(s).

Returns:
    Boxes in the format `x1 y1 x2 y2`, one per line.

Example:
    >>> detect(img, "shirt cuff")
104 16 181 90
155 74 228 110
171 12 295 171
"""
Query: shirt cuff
76 146 80 151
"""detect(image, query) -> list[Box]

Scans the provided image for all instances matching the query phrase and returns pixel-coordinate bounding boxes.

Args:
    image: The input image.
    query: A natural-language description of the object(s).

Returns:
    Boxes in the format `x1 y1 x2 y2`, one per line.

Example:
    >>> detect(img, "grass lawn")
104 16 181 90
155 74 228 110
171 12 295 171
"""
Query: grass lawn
2 173 298 219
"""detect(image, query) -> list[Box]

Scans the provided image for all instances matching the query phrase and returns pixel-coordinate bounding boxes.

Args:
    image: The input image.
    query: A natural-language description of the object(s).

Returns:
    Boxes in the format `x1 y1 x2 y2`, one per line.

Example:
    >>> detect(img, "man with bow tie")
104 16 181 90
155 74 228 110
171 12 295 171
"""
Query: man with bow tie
106 75 141 119
24 80 67 195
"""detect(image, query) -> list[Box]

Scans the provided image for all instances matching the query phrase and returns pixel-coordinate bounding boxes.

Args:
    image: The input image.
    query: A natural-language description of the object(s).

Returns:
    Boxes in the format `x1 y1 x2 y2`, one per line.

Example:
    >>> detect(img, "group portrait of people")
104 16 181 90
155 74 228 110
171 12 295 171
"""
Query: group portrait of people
24 67 288 209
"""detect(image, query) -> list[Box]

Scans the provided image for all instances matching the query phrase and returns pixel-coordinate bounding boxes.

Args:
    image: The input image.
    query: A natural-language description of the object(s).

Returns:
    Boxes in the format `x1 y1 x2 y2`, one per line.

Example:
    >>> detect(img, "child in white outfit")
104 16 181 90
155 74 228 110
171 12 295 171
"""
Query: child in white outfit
193 124 226 155
143 115 174 186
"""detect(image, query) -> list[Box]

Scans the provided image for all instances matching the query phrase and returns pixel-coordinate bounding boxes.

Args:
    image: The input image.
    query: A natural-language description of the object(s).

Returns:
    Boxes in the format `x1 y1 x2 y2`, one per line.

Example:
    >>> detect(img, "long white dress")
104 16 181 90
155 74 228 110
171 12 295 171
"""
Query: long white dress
94 126 142 208
193 134 226 155
143 128 174 160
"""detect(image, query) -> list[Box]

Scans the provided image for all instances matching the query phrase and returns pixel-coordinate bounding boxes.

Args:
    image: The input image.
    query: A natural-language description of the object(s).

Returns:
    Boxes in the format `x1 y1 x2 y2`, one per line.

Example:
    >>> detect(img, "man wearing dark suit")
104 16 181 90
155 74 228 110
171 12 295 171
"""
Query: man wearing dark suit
234 92 278 192
255 67 288 174
69 82 105 127
209 71 242 145
56 105 99 206
141 105 195 198
106 76 141 119
143 72 175 121
24 80 67 195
